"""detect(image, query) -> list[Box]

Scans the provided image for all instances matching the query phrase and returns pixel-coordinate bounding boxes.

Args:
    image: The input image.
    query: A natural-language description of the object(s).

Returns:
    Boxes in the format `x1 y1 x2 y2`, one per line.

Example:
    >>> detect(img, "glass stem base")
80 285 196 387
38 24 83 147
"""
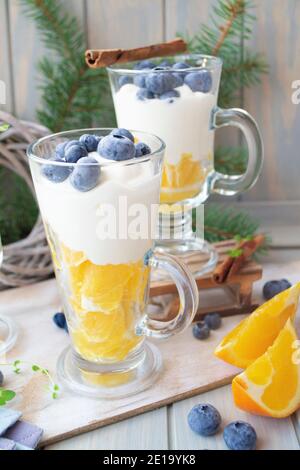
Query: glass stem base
155 209 218 277
57 342 162 399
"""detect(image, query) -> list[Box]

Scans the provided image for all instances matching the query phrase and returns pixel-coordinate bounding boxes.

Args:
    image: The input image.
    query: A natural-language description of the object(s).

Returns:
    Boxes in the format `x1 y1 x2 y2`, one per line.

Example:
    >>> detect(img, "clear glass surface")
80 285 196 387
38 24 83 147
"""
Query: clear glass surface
28 129 199 397
107 54 263 273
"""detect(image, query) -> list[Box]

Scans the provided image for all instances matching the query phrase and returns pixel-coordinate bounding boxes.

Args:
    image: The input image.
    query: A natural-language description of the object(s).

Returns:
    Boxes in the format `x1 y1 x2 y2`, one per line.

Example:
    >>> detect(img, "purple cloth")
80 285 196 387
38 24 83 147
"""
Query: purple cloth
4 420 43 449
0 437 16 450
0 408 22 436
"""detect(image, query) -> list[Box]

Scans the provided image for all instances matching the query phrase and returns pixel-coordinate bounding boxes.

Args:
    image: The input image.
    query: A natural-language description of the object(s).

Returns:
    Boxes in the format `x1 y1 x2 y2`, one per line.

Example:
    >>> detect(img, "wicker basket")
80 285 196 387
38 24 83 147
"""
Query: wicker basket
0 111 53 289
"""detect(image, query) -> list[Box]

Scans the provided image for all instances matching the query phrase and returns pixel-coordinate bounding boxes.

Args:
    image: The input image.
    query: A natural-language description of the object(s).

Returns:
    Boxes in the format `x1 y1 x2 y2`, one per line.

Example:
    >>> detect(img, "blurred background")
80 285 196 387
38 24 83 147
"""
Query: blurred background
0 0 300 247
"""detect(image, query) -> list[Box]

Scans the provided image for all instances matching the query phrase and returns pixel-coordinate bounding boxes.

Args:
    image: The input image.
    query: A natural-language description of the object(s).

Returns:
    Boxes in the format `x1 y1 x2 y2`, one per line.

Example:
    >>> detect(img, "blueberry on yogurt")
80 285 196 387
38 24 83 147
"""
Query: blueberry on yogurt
70 156 100 192
65 143 88 163
134 60 156 70
118 75 132 88
79 134 101 152
133 73 147 88
110 128 135 142
42 156 72 183
145 71 177 95
55 141 68 158
98 133 136 161
159 89 180 102
137 88 155 101
184 70 212 93
172 61 191 70
135 142 151 157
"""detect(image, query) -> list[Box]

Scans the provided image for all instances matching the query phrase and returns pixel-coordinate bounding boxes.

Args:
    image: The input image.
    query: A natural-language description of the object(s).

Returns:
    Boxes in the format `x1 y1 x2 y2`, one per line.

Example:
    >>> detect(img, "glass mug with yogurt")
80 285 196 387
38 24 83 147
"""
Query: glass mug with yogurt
107 55 263 273
27 129 198 398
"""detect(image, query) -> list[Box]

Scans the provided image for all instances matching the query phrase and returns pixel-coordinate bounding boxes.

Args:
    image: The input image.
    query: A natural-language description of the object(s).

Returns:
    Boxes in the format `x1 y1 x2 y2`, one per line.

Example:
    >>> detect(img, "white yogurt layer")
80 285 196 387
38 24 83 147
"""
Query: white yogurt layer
31 156 160 265
113 84 217 165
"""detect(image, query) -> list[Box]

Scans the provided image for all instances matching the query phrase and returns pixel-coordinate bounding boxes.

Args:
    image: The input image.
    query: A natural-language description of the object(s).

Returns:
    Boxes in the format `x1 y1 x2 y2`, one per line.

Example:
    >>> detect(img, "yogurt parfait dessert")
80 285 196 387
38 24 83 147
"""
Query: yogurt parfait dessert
29 129 161 365
28 128 199 396
109 57 218 204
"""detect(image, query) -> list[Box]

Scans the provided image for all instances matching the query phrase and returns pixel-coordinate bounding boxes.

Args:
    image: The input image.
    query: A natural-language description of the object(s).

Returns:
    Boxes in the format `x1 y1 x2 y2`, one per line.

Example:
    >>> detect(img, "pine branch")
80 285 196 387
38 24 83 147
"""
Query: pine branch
186 0 268 107
20 0 115 132
215 146 247 174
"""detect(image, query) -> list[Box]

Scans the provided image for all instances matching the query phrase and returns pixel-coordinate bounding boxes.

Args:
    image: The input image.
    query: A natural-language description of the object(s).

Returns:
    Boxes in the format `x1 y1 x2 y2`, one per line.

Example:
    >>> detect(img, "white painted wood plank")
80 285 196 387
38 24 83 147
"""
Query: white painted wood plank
86 0 164 49
169 385 300 450
243 0 300 202
8 0 85 121
293 411 300 446
46 407 168 450
165 0 213 39
0 0 14 113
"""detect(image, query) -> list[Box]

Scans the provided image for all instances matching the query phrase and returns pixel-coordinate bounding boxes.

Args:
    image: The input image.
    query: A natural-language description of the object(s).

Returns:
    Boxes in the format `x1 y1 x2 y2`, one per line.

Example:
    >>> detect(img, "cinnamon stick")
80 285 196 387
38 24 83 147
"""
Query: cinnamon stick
213 234 265 284
85 38 187 69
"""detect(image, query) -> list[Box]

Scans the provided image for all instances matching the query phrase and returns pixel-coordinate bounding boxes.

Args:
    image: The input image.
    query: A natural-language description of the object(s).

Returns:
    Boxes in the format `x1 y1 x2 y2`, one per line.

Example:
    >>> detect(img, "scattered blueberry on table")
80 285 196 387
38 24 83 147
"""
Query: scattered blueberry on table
204 312 222 330
188 404 221 436
263 279 291 300
53 312 68 332
223 421 257 450
0 370 4 386
192 321 210 340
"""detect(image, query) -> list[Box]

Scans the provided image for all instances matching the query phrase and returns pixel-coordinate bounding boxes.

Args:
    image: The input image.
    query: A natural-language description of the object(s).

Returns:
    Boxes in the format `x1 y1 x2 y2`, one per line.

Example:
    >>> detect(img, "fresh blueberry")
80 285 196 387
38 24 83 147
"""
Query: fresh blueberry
64 140 82 152
159 89 180 102
0 370 3 386
79 134 101 152
204 313 222 330
65 143 88 163
136 88 155 101
70 157 100 192
263 279 292 300
223 421 257 450
184 70 212 93
110 127 134 143
133 73 147 88
55 141 68 158
135 142 151 157
98 134 135 161
41 157 72 183
118 75 132 87
134 60 156 70
188 404 221 436
145 71 177 95
159 60 170 67
192 321 210 340
172 61 191 70
172 72 184 87
53 312 68 332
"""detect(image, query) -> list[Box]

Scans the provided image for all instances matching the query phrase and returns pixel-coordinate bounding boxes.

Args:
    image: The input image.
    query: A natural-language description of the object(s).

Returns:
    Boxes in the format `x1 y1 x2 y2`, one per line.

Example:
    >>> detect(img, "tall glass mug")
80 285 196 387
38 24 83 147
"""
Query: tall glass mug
107 54 263 274
0 235 18 355
27 129 198 398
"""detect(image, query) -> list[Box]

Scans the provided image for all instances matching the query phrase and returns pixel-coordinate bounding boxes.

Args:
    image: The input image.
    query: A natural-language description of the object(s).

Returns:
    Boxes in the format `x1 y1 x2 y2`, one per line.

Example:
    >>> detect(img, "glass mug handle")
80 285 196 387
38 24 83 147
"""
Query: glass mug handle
211 107 264 195
137 251 199 339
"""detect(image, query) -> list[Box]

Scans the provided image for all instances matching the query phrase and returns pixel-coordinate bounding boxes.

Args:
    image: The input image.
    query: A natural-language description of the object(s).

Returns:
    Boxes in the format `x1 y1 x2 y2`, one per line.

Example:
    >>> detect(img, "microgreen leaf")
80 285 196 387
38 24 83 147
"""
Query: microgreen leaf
0 388 16 404
32 365 40 372
0 123 9 132
228 248 243 258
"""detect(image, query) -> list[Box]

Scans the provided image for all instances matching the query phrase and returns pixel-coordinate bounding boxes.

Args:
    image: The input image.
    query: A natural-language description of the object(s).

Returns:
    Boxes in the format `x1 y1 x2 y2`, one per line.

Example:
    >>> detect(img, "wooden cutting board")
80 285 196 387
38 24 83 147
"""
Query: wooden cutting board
0 279 245 447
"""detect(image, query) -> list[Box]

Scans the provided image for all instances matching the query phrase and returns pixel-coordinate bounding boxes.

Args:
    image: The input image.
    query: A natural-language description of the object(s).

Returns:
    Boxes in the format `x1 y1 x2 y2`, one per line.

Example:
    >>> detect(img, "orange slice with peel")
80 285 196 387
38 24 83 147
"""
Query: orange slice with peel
215 282 300 368
232 318 300 418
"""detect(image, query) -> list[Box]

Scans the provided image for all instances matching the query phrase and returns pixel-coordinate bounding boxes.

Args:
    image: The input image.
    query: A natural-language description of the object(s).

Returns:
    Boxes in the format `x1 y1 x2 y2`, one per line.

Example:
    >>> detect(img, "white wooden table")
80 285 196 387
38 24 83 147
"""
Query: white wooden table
45 248 300 450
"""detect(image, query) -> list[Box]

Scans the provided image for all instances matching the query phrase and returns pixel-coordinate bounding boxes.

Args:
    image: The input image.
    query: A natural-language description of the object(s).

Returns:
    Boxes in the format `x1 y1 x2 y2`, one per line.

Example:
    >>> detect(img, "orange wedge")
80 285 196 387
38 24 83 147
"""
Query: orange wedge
215 282 300 368
232 319 300 418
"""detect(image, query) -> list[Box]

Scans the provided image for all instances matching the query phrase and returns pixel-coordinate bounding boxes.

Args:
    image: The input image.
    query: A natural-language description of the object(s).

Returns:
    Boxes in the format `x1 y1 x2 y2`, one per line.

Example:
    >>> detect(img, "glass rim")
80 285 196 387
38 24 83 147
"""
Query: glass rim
107 53 223 74
27 128 166 167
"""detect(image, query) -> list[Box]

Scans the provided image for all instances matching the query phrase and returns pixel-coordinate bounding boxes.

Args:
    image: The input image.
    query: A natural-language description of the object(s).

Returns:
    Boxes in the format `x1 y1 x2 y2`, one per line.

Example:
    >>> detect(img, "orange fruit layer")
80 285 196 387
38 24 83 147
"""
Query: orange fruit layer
160 153 205 204
232 318 300 418
62 251 150 363
215 282 300 369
